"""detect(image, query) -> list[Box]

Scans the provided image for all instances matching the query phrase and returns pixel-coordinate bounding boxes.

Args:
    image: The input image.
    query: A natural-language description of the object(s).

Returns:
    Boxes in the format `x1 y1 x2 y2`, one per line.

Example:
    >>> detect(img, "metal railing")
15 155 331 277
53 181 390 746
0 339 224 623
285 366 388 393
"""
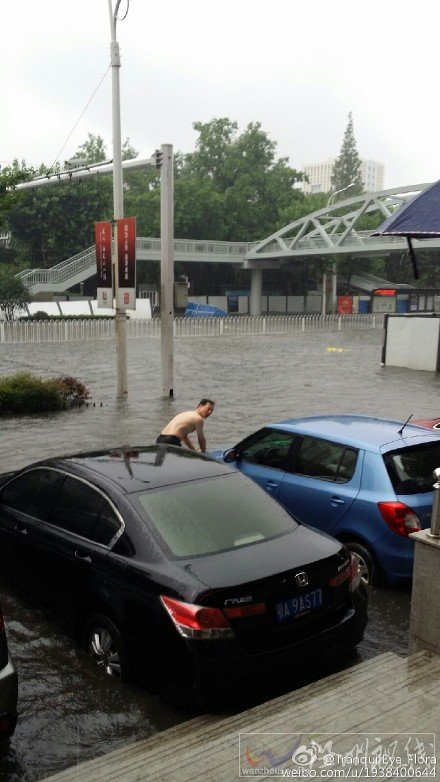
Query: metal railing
16 247 96 287
0 314 384 344
17 238 252 293
429 468 440 538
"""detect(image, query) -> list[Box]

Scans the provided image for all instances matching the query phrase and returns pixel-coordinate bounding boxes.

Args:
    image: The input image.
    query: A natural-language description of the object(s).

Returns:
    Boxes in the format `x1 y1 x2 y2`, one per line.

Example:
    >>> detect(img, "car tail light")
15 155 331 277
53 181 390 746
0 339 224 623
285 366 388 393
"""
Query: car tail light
378 502 421 536
329 553 361 592
160 595 234 640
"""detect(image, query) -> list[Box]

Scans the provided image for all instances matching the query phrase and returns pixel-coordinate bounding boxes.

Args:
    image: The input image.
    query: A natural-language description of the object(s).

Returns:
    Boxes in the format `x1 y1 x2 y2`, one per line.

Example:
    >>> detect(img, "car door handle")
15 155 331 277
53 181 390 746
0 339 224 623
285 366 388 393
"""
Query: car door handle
13 524 28 535
265 480 278 492
330 496 345 506
75 550 92 564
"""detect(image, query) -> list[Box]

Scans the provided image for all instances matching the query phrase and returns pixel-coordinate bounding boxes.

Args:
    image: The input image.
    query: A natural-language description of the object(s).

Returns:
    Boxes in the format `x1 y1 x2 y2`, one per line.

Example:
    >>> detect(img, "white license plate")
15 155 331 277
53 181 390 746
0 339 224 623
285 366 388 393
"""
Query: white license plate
275 587 323 623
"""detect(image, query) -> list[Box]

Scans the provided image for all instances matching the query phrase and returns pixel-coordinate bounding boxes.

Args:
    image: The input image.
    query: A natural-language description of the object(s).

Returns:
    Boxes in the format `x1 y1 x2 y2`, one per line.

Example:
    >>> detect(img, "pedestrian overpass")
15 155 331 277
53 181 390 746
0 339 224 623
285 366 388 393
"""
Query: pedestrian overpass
17 182 440 313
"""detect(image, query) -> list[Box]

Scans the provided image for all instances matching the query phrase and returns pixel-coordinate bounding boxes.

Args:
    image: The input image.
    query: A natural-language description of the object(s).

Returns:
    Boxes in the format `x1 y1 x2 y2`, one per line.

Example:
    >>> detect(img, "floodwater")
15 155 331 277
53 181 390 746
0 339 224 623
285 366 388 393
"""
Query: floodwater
0 327 438 781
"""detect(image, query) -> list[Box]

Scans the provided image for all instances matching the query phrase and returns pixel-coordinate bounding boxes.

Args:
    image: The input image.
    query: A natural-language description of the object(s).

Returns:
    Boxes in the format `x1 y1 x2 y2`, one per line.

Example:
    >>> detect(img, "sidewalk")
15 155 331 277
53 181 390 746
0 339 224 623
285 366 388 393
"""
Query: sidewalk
40 651 440 781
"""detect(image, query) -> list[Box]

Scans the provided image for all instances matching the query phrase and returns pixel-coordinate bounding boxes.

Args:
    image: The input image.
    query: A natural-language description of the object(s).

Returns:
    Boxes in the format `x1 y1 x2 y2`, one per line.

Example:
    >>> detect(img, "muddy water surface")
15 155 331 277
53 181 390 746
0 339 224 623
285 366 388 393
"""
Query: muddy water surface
0 328 437 780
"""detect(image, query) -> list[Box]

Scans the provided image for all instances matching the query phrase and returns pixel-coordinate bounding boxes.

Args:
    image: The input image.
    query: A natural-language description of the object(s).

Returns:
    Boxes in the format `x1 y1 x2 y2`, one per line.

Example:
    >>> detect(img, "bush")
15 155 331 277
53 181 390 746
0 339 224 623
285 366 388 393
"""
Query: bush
0 373 90 416
52 375 90 407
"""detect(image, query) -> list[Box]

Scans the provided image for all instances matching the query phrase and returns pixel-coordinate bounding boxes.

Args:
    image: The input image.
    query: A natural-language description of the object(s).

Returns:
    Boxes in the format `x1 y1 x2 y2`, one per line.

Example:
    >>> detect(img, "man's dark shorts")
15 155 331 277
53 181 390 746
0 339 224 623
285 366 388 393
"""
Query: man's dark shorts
156 434 181 446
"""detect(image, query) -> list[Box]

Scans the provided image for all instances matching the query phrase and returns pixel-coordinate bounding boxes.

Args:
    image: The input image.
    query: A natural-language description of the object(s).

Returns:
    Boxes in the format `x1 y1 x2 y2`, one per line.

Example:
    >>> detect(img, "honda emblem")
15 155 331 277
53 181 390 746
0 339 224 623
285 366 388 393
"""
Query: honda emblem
294 571 308 587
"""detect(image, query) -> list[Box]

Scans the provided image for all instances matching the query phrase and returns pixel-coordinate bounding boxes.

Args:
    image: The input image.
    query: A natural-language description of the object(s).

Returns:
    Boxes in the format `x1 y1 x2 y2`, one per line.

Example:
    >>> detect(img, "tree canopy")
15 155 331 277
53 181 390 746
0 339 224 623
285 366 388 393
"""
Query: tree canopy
0 161 33 233
331 112 363 196
0 269 31 320
177 118 304 241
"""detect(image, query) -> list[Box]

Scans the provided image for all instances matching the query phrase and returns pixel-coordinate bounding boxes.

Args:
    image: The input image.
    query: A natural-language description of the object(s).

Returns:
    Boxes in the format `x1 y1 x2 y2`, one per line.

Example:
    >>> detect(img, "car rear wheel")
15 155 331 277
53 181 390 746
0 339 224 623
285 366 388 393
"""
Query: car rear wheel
345 541 378 587
84 615 128 682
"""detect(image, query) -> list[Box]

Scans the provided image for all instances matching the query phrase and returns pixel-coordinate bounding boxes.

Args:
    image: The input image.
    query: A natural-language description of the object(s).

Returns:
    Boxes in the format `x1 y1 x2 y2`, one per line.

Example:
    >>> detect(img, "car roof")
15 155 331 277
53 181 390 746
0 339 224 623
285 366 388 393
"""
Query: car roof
28 445 234 494
268 414 440 453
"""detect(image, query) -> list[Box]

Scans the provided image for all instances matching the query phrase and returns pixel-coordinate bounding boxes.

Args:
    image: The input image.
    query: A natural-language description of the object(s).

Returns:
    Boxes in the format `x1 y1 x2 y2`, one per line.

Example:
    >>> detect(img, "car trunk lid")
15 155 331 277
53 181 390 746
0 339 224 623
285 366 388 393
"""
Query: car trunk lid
176 528 354 655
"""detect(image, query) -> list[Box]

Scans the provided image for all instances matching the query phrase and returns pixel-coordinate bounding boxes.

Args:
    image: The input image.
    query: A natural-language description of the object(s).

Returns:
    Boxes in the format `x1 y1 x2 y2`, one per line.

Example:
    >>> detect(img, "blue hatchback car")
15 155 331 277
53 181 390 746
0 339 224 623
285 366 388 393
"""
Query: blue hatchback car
212 415 440 586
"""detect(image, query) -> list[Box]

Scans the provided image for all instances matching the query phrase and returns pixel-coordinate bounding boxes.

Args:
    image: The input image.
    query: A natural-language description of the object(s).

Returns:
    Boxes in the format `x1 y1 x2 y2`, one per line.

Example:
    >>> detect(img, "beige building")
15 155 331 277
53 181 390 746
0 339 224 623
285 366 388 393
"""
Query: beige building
301 158 385 194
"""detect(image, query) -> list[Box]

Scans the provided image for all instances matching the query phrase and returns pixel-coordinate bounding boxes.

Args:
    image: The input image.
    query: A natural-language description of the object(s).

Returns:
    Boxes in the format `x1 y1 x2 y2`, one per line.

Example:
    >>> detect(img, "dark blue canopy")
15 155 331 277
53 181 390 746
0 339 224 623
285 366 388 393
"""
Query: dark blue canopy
372 180 440 238
371 180 440 278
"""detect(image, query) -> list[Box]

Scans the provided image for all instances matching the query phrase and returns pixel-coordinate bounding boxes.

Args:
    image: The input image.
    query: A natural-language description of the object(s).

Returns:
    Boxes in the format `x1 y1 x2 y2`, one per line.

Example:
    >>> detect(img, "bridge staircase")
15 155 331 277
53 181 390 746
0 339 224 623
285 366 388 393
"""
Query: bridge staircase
17 238 251 297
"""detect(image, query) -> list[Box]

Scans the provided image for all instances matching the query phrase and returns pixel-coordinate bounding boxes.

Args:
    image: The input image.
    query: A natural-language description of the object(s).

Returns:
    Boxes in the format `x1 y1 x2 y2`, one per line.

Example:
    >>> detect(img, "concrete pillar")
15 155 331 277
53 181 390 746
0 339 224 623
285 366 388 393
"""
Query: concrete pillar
322 272 327 315
332 263 337 313
160 144 174 397
408 530 440 654
250 268 263 316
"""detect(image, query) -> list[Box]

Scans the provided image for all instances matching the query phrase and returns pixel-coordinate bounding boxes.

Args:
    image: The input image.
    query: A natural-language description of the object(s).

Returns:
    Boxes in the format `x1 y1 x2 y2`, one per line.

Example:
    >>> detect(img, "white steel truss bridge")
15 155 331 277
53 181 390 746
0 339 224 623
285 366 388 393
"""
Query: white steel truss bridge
17 183 440 313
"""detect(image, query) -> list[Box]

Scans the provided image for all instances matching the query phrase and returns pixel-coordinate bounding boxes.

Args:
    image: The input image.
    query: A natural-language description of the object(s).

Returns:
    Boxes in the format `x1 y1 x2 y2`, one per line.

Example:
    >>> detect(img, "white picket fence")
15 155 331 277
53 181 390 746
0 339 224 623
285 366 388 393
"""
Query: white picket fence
0 314 384 344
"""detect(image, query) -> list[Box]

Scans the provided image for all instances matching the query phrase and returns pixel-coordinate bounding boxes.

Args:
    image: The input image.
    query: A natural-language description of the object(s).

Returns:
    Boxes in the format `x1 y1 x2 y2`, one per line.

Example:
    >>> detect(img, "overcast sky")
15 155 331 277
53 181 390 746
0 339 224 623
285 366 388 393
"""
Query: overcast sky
1 1 438 190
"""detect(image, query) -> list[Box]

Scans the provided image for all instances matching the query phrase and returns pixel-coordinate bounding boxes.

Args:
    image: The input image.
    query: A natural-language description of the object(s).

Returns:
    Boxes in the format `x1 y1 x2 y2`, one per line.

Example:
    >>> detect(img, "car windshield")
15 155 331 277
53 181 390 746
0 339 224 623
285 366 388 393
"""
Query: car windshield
132 472 297 557
383 441 440 494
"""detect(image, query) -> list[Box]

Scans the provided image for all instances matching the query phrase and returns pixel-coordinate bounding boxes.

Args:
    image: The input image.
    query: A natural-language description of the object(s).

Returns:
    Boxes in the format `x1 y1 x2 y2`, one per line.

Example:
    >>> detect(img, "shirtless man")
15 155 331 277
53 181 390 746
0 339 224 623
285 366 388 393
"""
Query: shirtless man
156 399 215 452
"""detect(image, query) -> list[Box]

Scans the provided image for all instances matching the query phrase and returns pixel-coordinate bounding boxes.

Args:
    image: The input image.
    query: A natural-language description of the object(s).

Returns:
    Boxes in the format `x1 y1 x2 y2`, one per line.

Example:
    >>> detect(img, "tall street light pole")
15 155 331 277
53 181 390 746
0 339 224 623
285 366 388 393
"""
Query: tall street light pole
327 182 356 312
108 0 128 398
327 181 356 207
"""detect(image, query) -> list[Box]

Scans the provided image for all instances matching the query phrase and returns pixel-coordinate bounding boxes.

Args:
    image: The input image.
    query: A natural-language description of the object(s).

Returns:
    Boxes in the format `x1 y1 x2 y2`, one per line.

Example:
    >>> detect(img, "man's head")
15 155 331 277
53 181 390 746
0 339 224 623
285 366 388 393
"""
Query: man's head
197 399 215 418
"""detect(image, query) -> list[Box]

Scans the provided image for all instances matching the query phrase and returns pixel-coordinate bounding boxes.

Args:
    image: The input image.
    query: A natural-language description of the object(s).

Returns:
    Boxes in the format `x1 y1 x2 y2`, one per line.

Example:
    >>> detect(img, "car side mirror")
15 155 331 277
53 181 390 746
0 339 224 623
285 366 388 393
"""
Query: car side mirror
223 447 238 463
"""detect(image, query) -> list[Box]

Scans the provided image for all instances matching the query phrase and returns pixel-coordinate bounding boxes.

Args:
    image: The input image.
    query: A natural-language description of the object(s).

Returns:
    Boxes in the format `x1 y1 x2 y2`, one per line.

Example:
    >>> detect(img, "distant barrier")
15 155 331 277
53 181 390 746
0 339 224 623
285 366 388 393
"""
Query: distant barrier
0 314 384 344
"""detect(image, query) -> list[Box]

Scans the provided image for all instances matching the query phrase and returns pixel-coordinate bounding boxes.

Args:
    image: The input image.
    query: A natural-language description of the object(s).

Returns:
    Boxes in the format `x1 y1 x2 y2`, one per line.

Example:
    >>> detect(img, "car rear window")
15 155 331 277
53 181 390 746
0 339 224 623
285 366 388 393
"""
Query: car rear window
1 468 64 519
133 472 298 557
383 442 440 494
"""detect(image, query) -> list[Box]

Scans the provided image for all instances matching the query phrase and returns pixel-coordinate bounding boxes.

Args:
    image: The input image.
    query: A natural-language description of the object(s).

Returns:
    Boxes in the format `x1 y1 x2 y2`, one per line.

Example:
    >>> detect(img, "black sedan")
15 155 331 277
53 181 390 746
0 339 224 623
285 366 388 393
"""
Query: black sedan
0 446 367 709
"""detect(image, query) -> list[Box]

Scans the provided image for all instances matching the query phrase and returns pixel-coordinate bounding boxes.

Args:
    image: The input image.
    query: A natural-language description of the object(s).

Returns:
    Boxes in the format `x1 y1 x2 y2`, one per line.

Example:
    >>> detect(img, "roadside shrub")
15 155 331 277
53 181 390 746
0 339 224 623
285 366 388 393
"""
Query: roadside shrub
52 375 90 407
0 372 90 416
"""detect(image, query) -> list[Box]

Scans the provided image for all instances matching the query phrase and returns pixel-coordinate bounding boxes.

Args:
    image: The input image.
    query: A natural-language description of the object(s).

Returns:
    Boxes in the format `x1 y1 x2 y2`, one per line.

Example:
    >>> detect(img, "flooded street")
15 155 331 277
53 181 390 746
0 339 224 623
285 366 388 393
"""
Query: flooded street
0 327 438 781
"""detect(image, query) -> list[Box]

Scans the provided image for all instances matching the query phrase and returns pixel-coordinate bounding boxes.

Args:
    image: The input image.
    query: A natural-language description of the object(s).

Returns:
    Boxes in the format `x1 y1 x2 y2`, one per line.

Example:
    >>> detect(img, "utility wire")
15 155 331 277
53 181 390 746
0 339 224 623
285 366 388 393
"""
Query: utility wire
47 66 111 175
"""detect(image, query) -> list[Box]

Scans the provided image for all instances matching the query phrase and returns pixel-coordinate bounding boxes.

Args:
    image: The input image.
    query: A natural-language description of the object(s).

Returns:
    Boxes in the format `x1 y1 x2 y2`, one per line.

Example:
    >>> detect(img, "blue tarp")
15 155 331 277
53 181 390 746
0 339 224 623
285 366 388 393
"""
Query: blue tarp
371 180 440 279
185 302 227 317
372 180 440 238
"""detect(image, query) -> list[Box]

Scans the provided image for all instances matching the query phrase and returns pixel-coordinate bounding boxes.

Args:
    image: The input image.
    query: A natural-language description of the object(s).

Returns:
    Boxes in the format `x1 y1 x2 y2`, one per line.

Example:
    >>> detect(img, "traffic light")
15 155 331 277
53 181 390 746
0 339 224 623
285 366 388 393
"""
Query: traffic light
154 149 163 169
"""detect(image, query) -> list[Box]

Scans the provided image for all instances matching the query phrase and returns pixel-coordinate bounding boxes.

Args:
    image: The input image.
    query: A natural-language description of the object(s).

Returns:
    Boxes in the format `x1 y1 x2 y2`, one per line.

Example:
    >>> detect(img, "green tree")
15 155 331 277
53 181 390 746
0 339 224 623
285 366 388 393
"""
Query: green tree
278 191 329 228
0 270 31 320
331 113 363 196
171 118 305 292
0 161 33 231
7 176 113 268
74 133 139 165
5 135 119 269
178 118 304 241
74 133 107 163
184 118 238 187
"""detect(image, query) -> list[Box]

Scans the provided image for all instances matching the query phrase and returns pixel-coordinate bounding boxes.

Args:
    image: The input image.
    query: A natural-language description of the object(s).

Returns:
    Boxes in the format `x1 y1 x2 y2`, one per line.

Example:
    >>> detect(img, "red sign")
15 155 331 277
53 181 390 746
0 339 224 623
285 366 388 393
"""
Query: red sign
95 221 113 288
374 289 396 296
337 295 353 315
117 217 136 289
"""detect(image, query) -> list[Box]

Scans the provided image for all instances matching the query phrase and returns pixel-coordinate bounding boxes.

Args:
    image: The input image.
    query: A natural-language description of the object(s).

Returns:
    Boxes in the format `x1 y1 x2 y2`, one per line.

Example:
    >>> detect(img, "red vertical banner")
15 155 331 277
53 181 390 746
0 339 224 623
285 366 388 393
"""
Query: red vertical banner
95 221 113 308
117 217 136 310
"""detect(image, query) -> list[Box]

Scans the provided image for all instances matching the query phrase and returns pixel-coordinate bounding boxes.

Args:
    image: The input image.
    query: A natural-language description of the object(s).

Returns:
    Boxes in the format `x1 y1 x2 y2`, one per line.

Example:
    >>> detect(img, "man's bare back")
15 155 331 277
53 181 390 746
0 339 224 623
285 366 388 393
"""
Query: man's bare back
156 399 215 452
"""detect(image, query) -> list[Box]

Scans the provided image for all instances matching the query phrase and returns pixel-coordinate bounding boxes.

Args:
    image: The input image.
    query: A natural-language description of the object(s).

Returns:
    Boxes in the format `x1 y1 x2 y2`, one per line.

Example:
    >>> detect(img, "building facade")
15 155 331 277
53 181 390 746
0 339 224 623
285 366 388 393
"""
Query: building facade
301 158 385 194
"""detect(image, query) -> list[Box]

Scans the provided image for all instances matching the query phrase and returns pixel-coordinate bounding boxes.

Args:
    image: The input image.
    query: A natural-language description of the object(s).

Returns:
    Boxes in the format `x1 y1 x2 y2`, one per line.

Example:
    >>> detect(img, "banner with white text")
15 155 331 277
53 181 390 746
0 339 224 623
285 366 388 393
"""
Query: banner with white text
117 217 136 310
95 221 113 308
